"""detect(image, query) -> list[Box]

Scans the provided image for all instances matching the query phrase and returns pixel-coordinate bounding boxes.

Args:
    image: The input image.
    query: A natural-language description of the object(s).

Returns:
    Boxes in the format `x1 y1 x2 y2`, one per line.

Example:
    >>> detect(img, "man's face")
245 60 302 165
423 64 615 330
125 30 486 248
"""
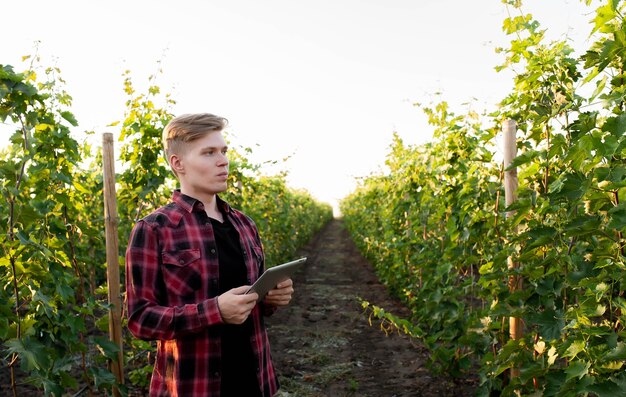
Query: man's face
175 130 229 197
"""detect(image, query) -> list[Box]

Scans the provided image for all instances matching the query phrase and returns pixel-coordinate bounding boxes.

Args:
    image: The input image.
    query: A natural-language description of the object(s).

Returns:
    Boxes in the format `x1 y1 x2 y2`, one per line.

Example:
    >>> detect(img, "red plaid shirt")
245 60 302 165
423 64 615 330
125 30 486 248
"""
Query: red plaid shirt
125 190 278 396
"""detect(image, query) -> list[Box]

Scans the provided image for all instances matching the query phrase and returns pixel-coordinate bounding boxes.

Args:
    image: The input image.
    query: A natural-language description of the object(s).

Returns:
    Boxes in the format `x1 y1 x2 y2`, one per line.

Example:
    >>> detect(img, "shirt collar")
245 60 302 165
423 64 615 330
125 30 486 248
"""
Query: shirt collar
172 189 232 214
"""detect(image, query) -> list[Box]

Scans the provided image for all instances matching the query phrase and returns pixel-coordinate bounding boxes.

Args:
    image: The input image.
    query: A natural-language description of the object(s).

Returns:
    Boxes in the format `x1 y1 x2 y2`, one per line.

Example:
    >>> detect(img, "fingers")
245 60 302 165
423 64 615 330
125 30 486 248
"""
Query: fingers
217 287 259 324
231 285 253 295
270 278 294 295
274 278 293 289
267 285 294 298
227 304 254 324
265 279 294 306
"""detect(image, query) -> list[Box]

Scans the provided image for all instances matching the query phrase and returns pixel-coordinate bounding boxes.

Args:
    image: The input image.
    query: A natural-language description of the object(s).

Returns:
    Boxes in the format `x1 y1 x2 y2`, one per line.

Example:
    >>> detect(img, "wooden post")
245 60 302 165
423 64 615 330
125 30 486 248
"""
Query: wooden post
103 133 123 396
503 119 522 380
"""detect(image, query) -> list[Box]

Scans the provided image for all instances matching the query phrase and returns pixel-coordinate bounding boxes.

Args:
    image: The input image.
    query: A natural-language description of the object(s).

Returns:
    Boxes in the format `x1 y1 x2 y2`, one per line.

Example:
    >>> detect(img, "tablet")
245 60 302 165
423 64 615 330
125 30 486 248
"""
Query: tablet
246 257 307 302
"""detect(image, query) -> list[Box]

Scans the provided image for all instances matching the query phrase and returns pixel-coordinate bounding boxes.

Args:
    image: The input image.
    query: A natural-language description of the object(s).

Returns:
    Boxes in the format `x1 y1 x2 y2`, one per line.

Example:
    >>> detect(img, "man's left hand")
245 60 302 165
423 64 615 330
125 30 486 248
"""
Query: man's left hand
264 278 294 306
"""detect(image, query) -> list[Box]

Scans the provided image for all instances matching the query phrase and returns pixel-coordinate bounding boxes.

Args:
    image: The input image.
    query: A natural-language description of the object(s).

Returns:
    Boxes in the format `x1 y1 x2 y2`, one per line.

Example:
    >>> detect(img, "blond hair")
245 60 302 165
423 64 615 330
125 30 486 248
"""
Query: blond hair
163 113 228 159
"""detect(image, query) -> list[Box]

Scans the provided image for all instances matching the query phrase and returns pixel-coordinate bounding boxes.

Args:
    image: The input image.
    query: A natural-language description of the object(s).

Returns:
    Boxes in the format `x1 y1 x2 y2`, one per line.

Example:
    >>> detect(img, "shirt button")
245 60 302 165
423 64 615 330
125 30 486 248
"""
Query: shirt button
211 248 216 254
179 259 184 264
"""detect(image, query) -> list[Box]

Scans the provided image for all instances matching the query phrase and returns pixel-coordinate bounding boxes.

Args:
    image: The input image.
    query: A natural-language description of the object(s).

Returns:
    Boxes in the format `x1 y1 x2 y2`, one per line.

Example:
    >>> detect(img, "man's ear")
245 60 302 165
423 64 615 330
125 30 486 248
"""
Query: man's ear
169 154 185 175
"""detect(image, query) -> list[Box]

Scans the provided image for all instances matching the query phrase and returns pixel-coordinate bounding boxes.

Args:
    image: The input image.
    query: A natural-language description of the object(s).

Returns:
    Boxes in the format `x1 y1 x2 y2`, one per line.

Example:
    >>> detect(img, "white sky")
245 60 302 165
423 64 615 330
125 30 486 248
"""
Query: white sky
3 0 595 212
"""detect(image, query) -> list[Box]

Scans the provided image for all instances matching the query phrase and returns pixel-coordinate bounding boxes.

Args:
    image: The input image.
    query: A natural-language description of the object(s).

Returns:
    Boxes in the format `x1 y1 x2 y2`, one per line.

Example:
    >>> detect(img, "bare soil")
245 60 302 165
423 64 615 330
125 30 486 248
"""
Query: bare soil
267 218 478 397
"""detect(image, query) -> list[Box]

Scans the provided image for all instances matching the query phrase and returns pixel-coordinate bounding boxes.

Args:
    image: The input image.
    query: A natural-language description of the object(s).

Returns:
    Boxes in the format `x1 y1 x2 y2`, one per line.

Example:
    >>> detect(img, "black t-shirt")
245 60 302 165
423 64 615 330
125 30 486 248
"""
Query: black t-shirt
211 215 261 397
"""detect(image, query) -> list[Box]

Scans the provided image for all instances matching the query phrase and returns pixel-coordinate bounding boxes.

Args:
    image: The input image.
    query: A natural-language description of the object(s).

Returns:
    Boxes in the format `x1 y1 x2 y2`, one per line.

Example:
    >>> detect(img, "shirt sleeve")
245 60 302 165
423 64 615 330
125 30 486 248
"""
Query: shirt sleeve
125 220 224 341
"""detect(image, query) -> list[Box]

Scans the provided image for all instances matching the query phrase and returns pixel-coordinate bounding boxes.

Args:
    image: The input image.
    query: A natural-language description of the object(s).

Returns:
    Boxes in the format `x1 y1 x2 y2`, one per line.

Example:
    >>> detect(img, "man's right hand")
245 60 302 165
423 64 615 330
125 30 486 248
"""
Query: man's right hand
217 286 259 324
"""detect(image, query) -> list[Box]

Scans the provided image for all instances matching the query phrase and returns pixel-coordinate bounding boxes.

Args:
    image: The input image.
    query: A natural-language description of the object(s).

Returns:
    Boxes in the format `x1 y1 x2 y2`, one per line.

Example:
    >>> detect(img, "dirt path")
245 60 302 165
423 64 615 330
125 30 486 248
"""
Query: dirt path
267 219 478 397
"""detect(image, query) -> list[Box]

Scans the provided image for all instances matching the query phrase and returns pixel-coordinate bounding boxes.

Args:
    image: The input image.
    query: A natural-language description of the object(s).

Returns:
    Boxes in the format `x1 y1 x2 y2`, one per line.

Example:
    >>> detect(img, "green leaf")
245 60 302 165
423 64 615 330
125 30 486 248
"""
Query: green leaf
602 340 626 362
608 203 626 230
42 379 64 397
590 74 608 102
570 111 598 139
586 380 626 397
92 335 121 360
60 111 78 126
56 283 74 302
5 337 49 371
565 340 586 359
592 4 617 34
88 366 118 390
535 276 560 296
565 360 590 381
524 225 558 249
532 308 564 340
595 165 626 186
544 370 566 396
506 150 540 170
549 171 589 201
563 215 602 237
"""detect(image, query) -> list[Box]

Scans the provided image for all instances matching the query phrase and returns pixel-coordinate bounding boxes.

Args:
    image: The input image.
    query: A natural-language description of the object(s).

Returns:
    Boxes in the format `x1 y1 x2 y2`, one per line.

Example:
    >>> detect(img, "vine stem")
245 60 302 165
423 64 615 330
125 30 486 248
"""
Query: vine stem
494 162 504 241
8 116 29 397
615 191 625 257
614 190 624 330
63 205 89 386
544 124 550 195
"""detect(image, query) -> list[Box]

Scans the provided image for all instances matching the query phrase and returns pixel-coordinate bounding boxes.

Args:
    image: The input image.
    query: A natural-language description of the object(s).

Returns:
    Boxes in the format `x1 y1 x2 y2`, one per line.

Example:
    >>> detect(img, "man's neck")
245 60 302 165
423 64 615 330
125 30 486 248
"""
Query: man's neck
205 199 223 222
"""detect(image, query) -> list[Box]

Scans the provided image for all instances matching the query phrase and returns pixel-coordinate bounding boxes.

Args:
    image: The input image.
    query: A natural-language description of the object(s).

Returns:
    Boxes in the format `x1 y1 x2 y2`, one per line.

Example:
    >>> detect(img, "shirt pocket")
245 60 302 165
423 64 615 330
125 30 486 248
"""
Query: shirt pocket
161 248 202 297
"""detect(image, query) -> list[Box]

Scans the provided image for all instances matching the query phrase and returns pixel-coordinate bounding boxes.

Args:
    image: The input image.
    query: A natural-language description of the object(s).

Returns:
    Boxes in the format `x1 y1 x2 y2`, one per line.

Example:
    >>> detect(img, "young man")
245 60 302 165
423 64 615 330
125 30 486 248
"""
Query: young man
125 113 294 396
